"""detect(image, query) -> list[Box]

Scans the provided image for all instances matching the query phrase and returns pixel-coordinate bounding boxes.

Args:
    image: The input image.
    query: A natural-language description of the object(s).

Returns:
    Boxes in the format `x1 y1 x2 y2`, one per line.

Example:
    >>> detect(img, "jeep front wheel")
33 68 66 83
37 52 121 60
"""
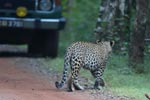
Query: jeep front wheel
28 30 59 57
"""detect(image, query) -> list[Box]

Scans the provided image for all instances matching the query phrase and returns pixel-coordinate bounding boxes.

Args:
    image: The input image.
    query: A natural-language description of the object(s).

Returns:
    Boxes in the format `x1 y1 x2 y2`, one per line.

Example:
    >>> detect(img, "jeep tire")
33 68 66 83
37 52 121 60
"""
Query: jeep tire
28 30 59 57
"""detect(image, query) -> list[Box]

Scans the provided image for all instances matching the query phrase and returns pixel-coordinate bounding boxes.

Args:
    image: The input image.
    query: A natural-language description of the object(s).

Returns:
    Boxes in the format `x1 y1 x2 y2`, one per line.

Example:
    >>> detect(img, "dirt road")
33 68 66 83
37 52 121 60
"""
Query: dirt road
0 57 95 100
0 45 134 100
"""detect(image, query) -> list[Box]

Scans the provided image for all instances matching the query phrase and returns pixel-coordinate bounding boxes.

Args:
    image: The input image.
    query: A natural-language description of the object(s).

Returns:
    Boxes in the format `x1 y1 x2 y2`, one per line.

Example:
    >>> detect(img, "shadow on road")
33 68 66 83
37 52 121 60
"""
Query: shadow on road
0 45 43 58
0 51 31 57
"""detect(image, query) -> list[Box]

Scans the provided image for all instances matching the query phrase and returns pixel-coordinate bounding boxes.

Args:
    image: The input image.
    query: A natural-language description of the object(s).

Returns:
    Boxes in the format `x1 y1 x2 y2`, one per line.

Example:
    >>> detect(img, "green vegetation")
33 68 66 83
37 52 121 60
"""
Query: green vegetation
105 55 150 100
59 0 99 56
47 55 150 100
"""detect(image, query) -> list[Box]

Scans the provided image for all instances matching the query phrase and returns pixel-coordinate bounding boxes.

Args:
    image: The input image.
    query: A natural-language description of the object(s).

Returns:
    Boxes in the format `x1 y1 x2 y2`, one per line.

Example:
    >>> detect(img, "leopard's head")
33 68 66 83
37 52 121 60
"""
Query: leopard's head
96 40 115 53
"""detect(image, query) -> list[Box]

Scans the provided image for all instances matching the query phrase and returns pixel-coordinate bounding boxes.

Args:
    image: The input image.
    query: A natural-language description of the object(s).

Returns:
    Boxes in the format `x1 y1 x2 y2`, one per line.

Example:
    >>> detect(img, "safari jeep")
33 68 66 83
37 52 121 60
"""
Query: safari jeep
0 0 66 57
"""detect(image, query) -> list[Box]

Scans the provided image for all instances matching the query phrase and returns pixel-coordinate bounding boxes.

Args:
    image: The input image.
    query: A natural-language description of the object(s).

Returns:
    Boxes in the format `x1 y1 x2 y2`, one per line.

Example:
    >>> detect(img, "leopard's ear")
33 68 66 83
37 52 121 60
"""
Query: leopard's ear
110 41 115 47
96 40 101 44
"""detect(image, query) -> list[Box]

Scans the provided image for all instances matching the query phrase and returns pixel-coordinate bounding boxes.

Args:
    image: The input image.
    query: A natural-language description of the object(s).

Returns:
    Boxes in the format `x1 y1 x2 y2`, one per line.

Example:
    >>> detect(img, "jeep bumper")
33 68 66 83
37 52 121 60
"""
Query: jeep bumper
0 17 66 30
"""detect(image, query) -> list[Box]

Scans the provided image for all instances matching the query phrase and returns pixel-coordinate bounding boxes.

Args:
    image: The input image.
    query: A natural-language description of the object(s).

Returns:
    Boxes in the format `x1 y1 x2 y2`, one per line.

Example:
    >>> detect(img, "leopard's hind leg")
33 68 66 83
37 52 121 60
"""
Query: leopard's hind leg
67 64 84 92
91 68 105 90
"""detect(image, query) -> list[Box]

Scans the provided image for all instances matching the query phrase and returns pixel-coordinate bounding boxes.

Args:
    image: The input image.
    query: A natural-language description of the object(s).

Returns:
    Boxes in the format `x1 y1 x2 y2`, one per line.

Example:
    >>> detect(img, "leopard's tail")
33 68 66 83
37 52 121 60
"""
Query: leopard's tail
55 48 71 89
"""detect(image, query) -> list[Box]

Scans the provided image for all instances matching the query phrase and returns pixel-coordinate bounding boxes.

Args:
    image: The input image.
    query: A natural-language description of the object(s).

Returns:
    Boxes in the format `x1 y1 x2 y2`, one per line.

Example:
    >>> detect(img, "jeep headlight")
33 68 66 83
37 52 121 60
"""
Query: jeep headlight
39 0 52 11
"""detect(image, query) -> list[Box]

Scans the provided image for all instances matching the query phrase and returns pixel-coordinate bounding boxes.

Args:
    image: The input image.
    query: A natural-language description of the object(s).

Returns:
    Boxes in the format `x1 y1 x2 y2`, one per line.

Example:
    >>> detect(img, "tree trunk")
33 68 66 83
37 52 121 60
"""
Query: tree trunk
94 0 132 52
129 0 147 72
145 0 150 42
94 0 118 40
114 0 133 51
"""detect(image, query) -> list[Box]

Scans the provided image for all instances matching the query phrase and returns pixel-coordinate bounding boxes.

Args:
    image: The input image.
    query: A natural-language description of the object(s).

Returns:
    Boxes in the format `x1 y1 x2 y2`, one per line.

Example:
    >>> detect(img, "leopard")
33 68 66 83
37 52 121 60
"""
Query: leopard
55 40 114 92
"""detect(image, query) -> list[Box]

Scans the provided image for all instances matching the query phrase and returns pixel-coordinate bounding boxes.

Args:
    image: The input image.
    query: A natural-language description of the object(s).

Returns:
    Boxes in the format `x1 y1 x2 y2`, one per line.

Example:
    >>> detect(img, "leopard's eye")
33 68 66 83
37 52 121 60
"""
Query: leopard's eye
39 0 52 11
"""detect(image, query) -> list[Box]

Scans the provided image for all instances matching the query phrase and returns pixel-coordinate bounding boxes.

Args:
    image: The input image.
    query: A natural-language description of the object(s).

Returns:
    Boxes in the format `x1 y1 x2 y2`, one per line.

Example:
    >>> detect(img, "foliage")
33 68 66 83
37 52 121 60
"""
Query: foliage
59 0 99 56
62 0 99 41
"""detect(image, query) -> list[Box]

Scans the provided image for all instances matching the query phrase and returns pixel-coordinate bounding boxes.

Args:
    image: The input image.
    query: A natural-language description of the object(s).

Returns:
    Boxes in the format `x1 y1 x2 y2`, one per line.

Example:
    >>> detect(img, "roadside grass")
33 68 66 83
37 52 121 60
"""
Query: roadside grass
105 55 150 100
47 54 150 100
